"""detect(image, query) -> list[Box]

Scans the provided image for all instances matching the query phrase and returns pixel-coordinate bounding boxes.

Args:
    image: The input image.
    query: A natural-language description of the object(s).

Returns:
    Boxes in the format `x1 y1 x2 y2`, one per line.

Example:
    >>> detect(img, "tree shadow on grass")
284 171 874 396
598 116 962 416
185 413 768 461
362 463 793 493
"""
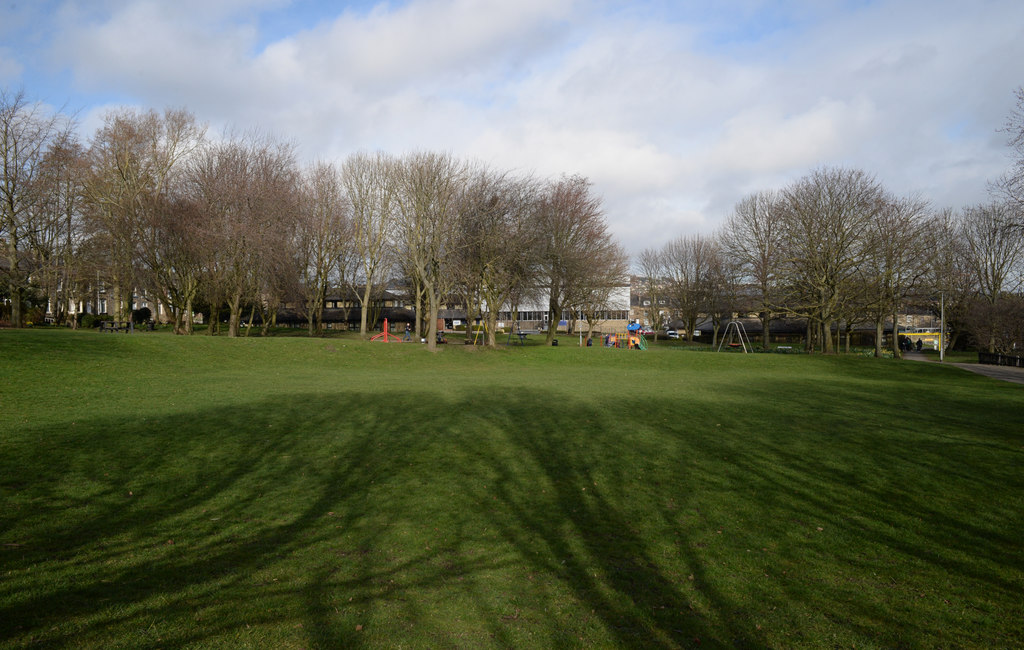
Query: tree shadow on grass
649 374 1024 647
1 390 474 648
2 378 1021 648
1 387 763 649
456 394 759 648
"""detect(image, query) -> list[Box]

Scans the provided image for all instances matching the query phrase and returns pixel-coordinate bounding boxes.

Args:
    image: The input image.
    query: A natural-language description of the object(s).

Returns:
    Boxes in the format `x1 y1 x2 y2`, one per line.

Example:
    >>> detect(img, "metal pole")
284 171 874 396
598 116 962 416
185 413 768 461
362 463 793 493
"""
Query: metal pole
939 291 945 363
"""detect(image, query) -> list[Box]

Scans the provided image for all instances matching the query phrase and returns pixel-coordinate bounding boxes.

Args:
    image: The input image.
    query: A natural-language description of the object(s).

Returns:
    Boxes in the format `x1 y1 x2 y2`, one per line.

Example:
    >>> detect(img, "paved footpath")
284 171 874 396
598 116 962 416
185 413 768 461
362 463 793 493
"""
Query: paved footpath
903 351 1024 385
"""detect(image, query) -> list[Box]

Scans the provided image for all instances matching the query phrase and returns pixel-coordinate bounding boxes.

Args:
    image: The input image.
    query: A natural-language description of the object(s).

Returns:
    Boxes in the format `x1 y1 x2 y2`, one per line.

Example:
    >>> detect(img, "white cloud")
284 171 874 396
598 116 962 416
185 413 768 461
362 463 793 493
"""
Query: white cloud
710 97 879 174
0 50 24 84
299 0 577 88
13 0 1024 257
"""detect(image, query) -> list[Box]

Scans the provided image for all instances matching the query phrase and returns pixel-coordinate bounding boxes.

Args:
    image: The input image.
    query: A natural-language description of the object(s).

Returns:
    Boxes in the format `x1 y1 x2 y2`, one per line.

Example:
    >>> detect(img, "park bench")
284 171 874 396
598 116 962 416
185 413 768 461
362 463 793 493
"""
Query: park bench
100 321 134 333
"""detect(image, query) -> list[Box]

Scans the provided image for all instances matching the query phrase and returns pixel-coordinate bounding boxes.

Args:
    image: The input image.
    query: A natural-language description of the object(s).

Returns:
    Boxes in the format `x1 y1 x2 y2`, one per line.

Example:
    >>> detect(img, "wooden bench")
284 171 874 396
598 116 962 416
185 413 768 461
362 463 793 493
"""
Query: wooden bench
100 321 134 333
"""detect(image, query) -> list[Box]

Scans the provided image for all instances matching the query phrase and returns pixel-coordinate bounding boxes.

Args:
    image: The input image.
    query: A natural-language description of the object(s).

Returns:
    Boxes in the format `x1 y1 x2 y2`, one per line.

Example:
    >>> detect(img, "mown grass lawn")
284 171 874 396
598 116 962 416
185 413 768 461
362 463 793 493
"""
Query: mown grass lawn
1 329 1022 649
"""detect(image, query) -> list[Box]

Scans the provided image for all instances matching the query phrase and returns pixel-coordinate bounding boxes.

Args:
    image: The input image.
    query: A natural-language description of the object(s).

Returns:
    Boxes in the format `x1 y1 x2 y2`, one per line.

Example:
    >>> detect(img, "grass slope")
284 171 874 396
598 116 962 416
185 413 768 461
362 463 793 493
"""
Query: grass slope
1 330 1022 649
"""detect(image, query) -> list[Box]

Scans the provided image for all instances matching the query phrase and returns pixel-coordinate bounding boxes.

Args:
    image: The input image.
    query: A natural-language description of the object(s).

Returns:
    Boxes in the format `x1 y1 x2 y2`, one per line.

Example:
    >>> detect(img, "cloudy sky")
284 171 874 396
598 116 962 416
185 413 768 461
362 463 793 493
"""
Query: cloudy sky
2 0 1023 255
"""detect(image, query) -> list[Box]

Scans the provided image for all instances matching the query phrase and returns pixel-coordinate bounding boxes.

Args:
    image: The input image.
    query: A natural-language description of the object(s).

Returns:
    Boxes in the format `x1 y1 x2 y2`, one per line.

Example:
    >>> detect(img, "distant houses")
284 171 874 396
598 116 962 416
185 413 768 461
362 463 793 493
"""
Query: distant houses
37 273 940 349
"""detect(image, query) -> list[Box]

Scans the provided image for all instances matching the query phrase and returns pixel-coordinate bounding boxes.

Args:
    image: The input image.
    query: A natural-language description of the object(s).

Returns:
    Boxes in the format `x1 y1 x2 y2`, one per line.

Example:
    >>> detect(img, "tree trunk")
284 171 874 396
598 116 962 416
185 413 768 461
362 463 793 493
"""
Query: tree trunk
413 279 425 339
425 281 439 352
184 297 195 335
359 282 374 337
946 329 960 352
8 282 23 327
485 311 499 348
546 295 559 345
228 292 242 337
891 308 901 359
172 304 184 334
262 306 277 336
823 320 834 354
245 303 257 337
5 241 24 327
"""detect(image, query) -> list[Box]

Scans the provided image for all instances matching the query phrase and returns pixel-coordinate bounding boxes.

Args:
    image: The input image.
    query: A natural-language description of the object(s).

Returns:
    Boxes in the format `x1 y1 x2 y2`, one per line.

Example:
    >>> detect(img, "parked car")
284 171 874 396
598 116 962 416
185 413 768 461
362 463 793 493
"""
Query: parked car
665 329 679 339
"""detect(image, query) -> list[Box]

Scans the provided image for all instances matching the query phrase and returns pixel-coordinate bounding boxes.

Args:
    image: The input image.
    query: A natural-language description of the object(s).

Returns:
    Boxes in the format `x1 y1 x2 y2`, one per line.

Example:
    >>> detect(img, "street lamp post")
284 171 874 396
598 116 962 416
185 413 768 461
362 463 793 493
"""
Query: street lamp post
939 291 945 363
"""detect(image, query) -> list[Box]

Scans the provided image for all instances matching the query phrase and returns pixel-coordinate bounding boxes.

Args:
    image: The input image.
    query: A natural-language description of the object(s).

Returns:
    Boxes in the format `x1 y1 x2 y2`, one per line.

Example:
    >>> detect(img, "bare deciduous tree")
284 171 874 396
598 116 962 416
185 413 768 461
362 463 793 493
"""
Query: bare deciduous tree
704 238 744 347
190 133 298 337
662 234 714 342
958 201 1024 353
84 108 204 322
452 167 541 347
924 209 974 351
720 190 784 348
142 195 205 333
995 86 1024 215
0 89 69 326
395 151 466 351
342 151 399 337
635 247 668 339
297 161 351 336
575 247 629 344
31 132 87 326
861 195 932 357
965 292 1024 354
778 167 886 353
536 175 622 345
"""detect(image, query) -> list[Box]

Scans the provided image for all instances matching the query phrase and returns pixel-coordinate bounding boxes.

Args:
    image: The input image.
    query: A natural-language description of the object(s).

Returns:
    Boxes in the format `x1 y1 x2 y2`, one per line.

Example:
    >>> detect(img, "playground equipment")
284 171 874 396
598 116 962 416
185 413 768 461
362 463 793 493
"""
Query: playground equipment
900 327 944 351
717 320 752 353
604 323 647 350
471 318 487 345
626 322 647 350
370 318 402 342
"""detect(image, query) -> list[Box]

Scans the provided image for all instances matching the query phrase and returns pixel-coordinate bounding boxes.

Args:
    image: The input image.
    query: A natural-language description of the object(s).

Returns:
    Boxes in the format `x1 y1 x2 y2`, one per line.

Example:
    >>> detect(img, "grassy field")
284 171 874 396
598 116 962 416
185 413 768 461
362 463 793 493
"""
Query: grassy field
1 329 1022 649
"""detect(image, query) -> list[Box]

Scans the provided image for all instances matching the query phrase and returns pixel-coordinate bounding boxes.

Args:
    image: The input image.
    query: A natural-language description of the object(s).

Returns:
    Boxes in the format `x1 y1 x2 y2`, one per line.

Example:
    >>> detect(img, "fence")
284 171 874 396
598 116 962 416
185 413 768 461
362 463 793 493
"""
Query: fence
978 352 1024 368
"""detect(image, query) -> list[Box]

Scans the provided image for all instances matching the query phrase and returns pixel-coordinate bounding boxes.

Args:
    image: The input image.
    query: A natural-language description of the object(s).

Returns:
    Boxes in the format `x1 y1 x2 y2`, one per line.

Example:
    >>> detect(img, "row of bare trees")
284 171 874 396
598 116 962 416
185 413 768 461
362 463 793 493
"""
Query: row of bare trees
1 90 626 349
4 85 1021 352
335 151 627 349
638 166 1024 355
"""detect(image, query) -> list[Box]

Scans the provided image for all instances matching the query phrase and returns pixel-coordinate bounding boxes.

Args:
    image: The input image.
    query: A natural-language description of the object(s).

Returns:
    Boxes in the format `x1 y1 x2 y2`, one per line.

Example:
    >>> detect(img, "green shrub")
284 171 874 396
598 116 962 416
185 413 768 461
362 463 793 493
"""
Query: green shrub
82 313 111 329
